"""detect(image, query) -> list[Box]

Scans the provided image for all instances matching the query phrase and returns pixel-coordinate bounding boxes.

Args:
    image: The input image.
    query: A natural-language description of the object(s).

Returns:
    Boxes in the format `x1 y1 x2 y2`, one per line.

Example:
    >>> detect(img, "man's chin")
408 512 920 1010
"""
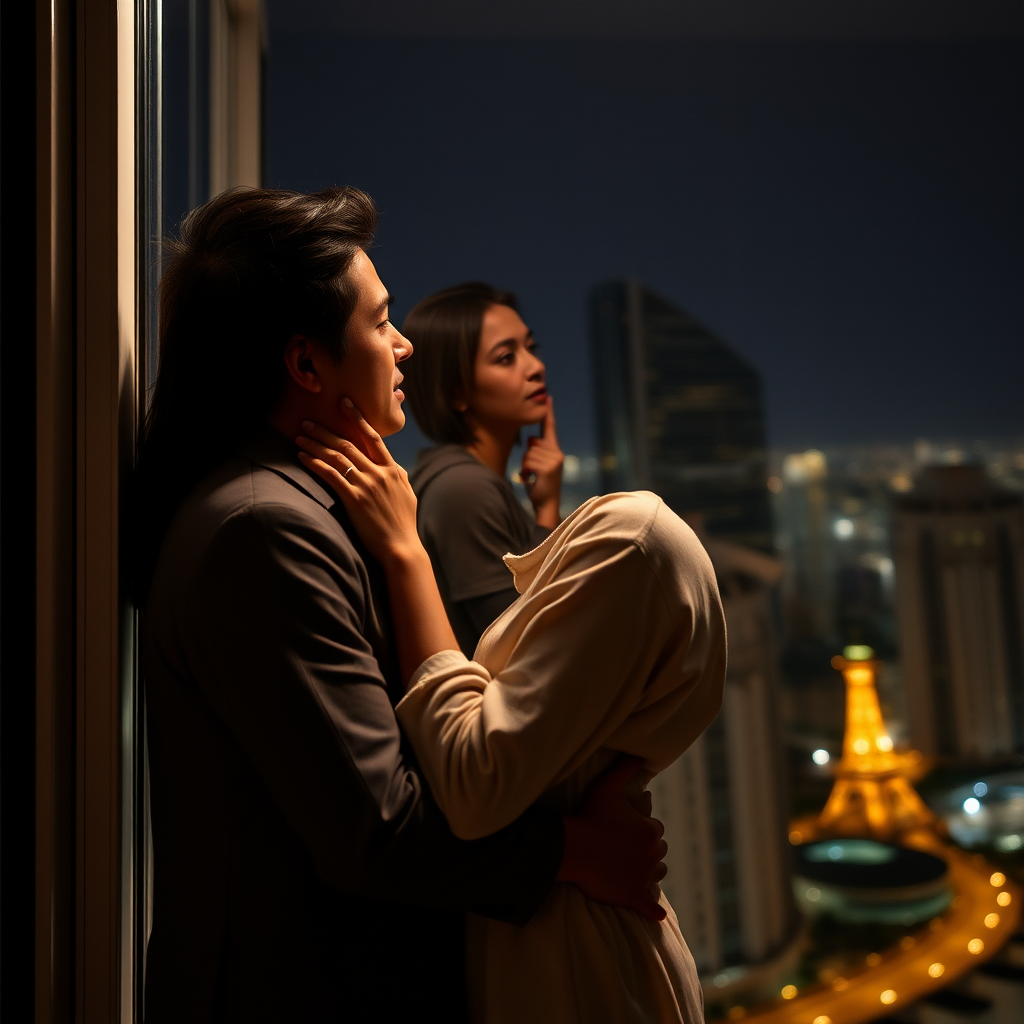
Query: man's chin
379 409 406 438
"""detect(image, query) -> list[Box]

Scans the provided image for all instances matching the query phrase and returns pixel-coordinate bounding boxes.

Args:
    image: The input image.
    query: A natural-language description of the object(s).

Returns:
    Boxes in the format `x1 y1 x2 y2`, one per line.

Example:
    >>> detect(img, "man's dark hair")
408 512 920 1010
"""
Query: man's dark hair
132 186 377 604
402 282 517 445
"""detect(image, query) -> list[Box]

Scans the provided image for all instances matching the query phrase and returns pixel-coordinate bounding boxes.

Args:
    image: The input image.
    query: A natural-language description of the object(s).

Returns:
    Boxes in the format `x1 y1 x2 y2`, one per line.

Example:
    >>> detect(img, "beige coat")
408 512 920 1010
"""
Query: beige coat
397 492 728 1023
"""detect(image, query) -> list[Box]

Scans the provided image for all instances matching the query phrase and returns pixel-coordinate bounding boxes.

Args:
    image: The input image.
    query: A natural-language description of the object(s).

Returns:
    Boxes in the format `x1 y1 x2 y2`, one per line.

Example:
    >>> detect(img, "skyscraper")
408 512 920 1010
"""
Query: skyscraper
589 280 773 551
892 465 1024 759
650 538 799 985
589 281 798 986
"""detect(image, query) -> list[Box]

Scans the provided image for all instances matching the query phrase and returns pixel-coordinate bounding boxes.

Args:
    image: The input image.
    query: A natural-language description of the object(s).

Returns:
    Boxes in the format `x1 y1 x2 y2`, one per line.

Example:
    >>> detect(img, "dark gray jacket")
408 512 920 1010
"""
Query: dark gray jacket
142 428 561 1024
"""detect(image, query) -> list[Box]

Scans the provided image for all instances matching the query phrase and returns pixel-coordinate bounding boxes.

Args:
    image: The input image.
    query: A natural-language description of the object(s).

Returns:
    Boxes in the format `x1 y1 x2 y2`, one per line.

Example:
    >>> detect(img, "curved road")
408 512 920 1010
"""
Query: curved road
721 844 1020 1024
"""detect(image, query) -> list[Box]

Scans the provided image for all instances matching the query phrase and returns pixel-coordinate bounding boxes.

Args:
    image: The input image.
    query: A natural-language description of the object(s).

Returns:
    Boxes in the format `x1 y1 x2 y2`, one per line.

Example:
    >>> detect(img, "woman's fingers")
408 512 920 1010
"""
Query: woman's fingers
541 398 558 445
341 398 394 465
298 419 349 453
296 452 348 499
295 433 374 476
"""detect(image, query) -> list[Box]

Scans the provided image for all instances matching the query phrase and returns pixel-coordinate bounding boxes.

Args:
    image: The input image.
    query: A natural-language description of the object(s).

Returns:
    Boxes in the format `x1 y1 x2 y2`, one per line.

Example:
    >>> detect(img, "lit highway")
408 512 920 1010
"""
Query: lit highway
718 845 1020 1024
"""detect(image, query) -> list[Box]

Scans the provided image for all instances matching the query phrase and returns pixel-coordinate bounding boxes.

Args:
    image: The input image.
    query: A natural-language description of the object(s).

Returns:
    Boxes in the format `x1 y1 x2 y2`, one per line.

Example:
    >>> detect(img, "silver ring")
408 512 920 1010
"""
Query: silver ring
343 465 355 481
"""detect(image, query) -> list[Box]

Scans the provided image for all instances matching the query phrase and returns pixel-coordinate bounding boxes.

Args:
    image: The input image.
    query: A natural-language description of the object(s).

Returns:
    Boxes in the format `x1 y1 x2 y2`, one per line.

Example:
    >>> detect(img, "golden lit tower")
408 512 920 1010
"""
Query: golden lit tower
808 646 937 843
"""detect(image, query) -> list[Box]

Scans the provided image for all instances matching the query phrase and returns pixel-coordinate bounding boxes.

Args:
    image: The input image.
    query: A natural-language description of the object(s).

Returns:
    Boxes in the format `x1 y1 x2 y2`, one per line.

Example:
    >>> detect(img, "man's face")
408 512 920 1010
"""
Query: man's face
318 250 412 437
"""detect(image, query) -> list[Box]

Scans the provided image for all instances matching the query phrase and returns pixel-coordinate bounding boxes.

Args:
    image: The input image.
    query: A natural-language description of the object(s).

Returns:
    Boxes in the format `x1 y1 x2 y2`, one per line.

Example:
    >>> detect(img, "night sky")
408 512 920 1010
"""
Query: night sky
264 4 1023 463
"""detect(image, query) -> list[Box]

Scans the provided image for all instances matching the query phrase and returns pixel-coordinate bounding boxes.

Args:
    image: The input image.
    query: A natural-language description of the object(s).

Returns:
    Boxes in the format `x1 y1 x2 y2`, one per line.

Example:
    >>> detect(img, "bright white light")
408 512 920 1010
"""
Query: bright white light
834 518 855 539
876 736 893 752
963 797 981 815
974 782 988 797
812 749 830 765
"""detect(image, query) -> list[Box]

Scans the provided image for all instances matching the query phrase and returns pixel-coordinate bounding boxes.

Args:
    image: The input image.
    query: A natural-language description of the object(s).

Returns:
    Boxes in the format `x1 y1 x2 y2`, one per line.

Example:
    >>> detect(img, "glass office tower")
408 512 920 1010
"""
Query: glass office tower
592 281 799 985
590 280 773 551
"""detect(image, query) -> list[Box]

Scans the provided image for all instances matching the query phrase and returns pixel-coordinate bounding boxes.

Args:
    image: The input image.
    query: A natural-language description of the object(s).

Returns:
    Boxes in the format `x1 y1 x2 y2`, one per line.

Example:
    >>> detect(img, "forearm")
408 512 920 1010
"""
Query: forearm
381 545 461 684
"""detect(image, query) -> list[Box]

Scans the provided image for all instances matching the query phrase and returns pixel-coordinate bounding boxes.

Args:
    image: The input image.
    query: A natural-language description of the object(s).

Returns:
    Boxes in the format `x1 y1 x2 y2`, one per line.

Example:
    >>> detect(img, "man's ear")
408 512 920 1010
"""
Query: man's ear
283 336 322 393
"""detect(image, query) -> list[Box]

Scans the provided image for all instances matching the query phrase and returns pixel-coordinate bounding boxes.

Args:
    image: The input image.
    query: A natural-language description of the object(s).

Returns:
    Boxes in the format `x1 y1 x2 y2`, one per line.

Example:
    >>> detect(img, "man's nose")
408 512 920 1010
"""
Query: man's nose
395 332 414 362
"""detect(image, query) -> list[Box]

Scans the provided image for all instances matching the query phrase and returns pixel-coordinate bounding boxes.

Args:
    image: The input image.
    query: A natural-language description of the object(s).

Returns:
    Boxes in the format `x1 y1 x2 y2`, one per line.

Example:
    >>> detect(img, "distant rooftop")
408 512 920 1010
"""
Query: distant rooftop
897 464 1022 512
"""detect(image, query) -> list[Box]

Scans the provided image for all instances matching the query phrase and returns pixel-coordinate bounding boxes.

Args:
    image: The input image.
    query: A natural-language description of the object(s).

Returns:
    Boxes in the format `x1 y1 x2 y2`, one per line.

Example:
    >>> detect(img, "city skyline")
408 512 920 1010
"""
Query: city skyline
266 13 1022 458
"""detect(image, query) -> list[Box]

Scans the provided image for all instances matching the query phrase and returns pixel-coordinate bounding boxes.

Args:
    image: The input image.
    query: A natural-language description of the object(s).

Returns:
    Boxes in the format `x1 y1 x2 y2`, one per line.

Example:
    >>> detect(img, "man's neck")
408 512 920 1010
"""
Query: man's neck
269 390 319 447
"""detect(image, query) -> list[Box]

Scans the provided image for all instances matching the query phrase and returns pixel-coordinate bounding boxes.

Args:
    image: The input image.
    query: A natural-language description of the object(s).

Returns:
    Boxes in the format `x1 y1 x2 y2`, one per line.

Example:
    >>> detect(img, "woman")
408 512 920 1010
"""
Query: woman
402 283 565 654
296 402 728 1024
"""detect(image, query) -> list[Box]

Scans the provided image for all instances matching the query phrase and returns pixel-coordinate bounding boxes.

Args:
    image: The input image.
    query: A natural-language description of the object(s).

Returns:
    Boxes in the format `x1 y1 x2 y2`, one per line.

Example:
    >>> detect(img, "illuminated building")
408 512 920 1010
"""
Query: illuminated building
775 450 835 644
892 465 1024 759
651 537 799 979
793 645 936 844
589 280 773 551
768 647 1023 1024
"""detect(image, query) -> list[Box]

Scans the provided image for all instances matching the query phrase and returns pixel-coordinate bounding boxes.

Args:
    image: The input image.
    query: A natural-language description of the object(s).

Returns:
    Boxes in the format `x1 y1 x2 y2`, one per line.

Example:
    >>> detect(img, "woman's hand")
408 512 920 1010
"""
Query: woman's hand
295 400 420 569
296 399 460 682
521 399 563 529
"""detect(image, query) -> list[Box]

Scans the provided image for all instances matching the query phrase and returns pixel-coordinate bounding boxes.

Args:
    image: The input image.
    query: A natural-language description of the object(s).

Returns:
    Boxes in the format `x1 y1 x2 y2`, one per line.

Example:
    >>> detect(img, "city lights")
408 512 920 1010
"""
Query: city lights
997 891 1012 906
973 781 988 797
962 797 981 815
833 518 854 539
811 749 830 765
984 913 999 928
967 938 985 954
990 872 1006 886
928 962 945 978
880 989 897 1004
780 985 797 1000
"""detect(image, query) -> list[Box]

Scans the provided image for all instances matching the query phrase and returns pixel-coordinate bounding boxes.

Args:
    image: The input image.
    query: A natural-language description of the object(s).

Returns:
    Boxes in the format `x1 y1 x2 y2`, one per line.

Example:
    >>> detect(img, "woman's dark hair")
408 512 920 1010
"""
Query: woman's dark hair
401 282 517 445
132 185 377 604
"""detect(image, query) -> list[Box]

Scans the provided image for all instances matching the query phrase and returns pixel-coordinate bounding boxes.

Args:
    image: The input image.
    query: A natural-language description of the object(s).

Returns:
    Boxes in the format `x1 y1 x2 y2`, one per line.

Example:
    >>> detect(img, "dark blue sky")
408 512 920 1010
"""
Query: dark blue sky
265 23 1023 460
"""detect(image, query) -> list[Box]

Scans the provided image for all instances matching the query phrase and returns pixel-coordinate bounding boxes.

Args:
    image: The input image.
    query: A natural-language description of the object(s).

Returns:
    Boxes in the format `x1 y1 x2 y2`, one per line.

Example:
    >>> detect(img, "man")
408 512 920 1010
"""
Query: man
135 187 665 1022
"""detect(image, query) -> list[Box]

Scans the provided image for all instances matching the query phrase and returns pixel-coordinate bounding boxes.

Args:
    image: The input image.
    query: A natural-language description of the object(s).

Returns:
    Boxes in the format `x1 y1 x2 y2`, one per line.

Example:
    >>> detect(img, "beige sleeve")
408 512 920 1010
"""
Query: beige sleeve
396 539 691 840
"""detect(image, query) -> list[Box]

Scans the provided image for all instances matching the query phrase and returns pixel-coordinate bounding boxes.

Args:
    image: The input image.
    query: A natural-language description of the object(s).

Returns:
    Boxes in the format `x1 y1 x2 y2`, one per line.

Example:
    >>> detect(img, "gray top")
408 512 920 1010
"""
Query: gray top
410 445 550 654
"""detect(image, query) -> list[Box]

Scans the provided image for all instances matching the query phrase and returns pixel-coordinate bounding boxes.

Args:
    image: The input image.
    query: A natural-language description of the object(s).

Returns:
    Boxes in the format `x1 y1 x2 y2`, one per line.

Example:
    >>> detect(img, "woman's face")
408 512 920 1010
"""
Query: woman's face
465 304 548 432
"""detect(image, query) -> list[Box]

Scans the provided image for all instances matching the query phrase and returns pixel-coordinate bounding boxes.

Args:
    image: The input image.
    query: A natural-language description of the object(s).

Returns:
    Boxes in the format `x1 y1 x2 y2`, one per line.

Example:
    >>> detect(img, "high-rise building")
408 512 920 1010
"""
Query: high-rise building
775 449 835 645
589 279 796 984
650 537 799 986
892 465 1024 759
590 280 773 551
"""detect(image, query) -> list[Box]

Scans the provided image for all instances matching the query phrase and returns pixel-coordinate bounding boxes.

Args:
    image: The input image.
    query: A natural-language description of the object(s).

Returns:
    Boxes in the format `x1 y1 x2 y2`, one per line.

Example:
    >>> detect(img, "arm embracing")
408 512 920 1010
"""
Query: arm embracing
395 538 699 839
